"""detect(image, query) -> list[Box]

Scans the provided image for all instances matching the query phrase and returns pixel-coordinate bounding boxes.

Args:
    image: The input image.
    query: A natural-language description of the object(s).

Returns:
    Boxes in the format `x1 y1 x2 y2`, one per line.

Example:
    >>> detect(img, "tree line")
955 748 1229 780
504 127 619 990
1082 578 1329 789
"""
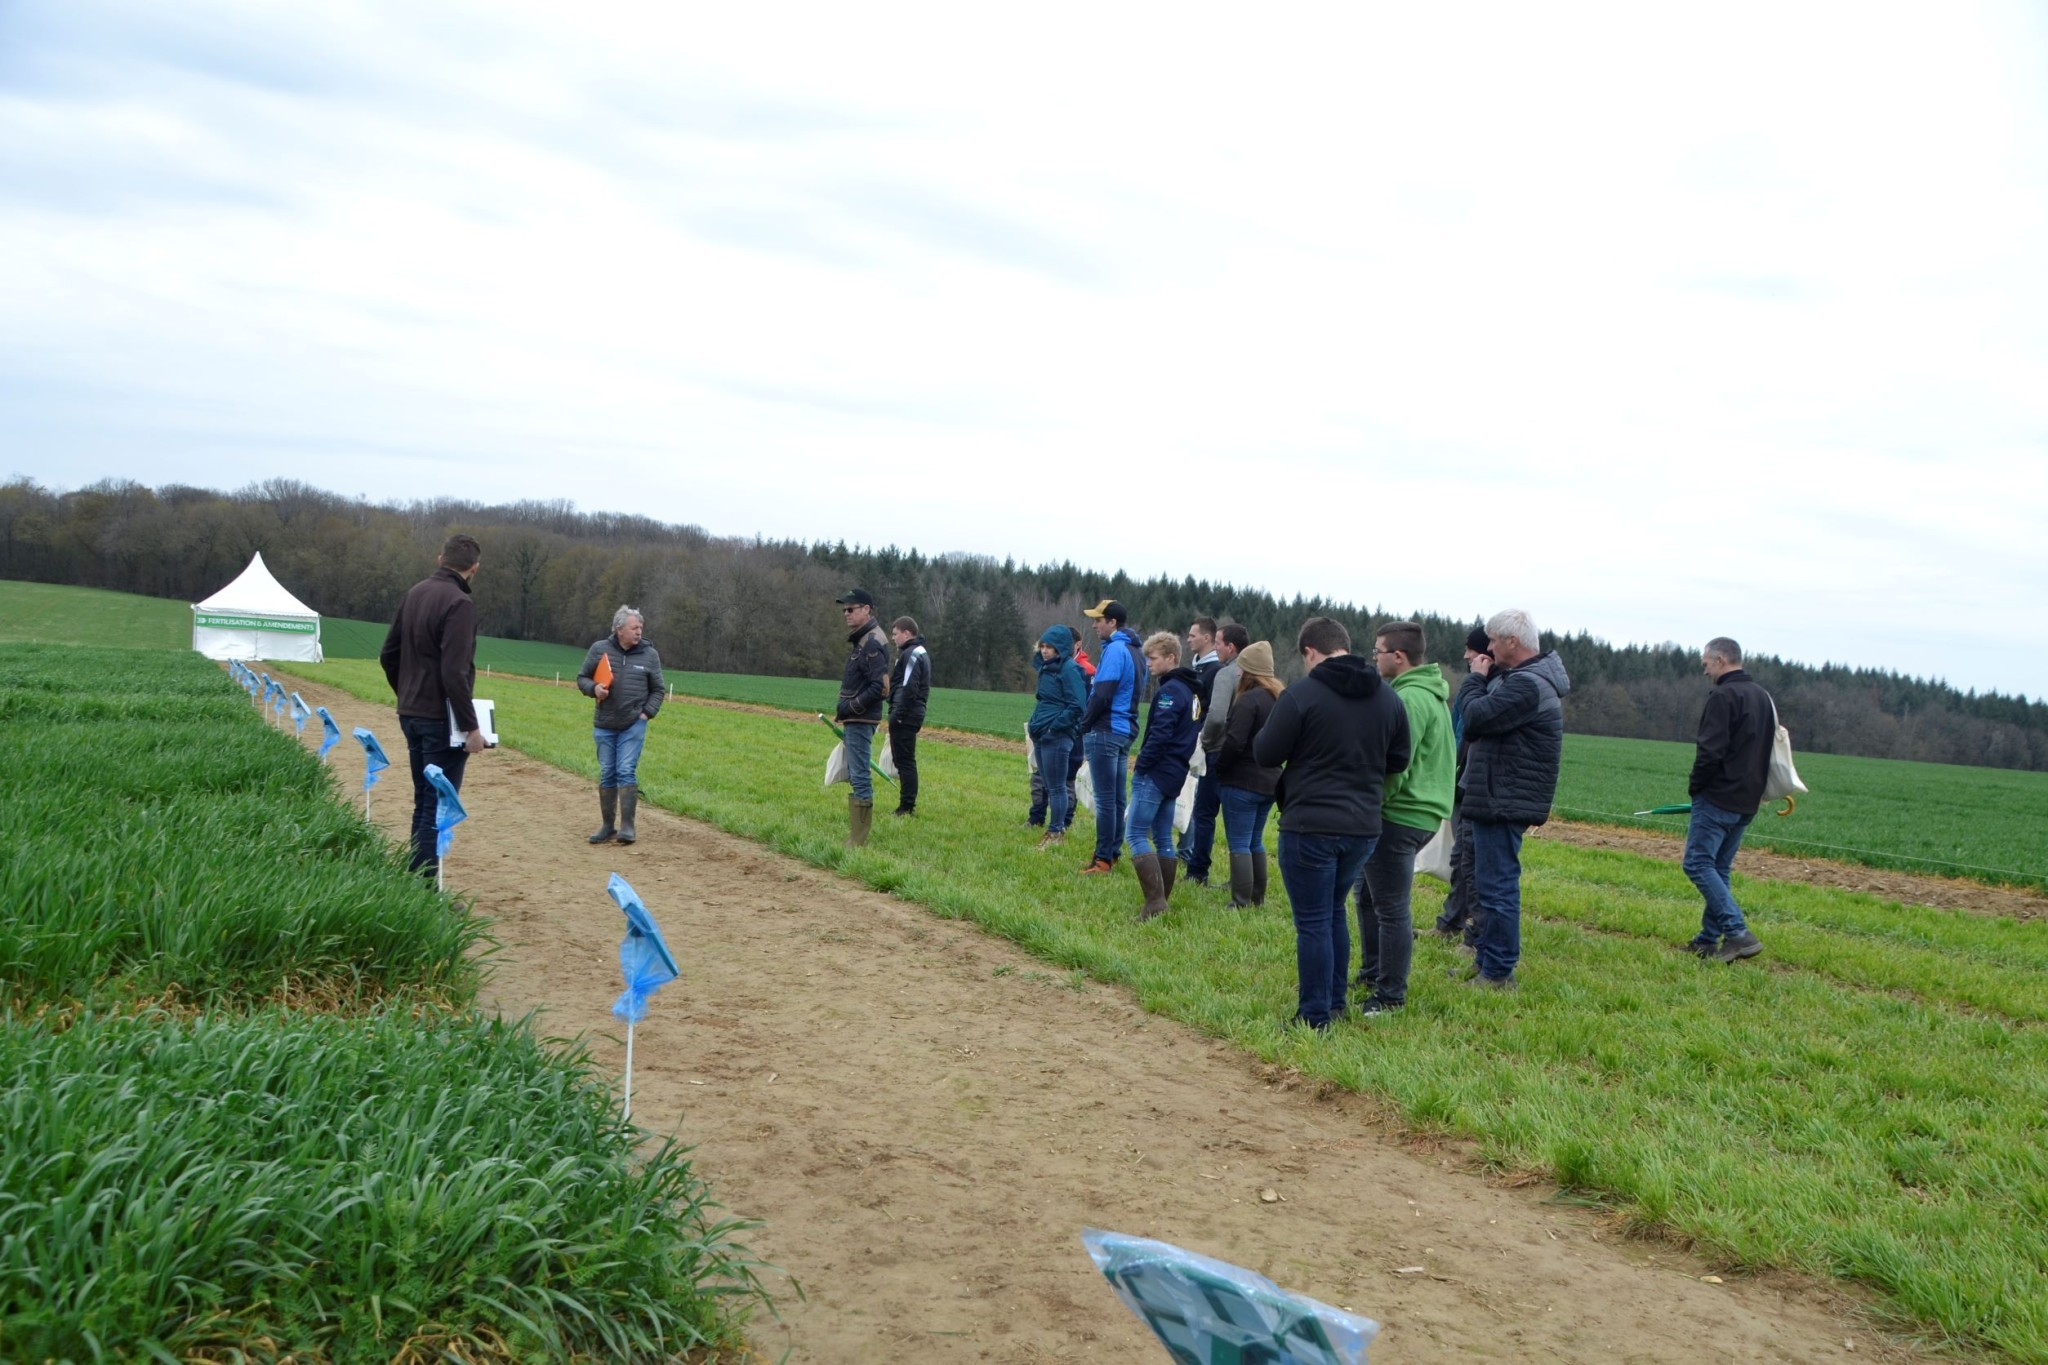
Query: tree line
6 476 2045 772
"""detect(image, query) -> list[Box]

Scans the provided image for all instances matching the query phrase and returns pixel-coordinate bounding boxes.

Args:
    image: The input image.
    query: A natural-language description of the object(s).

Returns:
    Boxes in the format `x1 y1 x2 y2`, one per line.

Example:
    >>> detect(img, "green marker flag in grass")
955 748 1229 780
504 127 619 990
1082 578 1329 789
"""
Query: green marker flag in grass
1082 1228 1379 1365
1634 803 1693 816
352 727 390 792
423 763 466 858
315 706 341 762
608 872 680 1124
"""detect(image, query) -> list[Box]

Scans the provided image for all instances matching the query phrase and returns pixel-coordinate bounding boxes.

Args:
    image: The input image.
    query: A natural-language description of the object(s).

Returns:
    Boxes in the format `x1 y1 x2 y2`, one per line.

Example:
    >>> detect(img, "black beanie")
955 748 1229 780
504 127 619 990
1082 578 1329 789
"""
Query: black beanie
1466 626 1492 656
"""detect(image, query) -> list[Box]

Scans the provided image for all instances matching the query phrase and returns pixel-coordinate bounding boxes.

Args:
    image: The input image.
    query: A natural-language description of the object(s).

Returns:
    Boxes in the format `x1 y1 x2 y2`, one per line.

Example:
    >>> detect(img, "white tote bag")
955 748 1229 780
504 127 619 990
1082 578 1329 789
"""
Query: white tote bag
823 742 848 789
1761 699 1807 803
1413 819 1454 882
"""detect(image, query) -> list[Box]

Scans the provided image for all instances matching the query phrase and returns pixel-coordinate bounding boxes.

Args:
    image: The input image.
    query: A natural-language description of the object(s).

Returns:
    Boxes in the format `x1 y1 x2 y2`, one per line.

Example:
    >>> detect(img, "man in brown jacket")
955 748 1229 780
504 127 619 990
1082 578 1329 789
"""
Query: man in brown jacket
380 534 486 877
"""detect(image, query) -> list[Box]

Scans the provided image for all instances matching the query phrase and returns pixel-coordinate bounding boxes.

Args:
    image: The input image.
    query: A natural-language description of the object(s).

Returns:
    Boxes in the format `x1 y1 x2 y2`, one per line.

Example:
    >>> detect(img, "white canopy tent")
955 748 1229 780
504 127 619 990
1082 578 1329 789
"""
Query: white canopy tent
191 552 324 662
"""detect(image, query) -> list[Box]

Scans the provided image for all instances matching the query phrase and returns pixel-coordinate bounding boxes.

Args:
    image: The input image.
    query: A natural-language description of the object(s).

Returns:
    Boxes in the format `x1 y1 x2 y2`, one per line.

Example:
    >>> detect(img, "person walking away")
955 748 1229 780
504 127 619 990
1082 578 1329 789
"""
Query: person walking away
1253 617 1410 1031
1179 617 1226 887
1077 599 1145 875
1455 608 1570 990
888 617 930 816
1683 637 1775 962
577 606 667 845
379 533 487 880
1353 622 1455 1013
834 587 891 847
1128 633 1201 920
1434 626 1492 944
1026 625 1088 849
1211 639 1282 908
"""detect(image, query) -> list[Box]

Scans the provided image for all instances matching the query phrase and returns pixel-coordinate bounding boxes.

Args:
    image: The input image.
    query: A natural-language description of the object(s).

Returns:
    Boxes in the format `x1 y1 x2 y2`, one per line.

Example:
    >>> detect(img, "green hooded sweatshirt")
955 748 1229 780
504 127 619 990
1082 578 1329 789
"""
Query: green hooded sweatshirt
1382 663 1456 832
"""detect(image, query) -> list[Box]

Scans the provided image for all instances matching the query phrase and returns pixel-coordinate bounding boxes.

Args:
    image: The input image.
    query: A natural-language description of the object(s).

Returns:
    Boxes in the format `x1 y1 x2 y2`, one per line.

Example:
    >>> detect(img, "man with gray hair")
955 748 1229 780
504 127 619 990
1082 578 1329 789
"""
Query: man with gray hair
1453 608 1570 990
1683 637 1775 963
578 605 667 845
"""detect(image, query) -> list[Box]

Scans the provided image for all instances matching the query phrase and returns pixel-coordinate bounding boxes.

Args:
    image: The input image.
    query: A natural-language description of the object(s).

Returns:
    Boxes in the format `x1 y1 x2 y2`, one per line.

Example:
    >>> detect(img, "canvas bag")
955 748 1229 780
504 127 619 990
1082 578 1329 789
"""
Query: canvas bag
1761 698 1807 803
1414 819 1454 881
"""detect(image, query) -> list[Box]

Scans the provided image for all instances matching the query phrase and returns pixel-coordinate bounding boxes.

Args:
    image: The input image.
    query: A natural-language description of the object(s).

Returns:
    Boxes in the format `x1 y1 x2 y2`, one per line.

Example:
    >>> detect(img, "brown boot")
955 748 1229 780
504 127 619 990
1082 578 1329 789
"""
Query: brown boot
1159 856 1178 903
1251 848 1268 906
848 794 874 848
1228 852 1256 908
588 788 617 844
1134 853 1169 921
616 785 638 844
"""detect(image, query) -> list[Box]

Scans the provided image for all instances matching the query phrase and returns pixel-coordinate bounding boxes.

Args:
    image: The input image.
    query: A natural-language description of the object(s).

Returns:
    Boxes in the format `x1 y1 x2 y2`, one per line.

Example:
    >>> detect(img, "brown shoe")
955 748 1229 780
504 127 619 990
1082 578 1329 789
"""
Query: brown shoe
1133 853 1169 921
1079 858 1115 875
1036 829 1066 850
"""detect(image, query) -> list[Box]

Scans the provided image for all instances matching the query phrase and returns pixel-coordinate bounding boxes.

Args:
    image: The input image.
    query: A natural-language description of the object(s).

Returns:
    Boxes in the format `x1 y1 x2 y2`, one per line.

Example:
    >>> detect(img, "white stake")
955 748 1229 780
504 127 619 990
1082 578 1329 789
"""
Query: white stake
623 1021 636 1122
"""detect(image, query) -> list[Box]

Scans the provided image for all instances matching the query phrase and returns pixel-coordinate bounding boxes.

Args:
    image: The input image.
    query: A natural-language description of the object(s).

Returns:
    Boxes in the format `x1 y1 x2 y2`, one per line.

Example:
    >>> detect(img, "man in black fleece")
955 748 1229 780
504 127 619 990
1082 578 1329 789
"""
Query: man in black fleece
1683 637 1776 963
1253 617 1410 1031
380 533 486 879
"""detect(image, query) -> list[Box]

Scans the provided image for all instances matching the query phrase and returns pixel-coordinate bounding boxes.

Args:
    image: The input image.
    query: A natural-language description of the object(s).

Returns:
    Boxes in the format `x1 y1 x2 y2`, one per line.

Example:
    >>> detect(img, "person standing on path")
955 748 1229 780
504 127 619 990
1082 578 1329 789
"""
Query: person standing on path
1455 608 1571 991
835 588 891 848
887 617 931 817
379 533 487 879
1683 637 1776 963
1128 633 1202 920
1253 617 1411 1031
1026 625 1088 850
577 606 666 846
1179 616 1226 888
1077 599 1146 875
1352 621 1455 1013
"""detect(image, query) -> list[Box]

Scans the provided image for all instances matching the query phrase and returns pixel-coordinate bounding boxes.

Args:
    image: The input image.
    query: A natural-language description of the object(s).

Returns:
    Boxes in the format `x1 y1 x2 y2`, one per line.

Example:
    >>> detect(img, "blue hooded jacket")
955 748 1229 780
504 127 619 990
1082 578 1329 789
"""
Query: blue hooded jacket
1133 664 1202 796
1028 625 1088 741
1079 627 1145 738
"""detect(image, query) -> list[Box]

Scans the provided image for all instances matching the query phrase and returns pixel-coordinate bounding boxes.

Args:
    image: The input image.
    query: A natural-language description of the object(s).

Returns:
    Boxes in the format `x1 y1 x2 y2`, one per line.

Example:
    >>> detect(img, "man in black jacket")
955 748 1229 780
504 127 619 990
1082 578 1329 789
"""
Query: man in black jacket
1684 637 1776 963
835 588 890 847
1253 617 1410 1031
1456 608 1571 990
379 534 486 878
887 616 931 817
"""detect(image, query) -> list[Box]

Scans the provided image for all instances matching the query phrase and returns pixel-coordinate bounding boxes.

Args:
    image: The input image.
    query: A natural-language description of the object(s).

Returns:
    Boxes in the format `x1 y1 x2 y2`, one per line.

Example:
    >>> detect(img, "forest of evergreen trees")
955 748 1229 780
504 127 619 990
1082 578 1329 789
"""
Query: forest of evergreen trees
5 476 2044 772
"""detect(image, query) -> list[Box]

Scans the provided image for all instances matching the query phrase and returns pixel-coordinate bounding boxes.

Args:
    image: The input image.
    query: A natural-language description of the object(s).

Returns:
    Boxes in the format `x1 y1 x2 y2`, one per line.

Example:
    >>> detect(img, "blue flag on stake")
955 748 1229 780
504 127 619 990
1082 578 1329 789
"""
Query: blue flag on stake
423 763 466 857
353 727 390 791
609 873 680 1023
290 692 311 735
316 707 342 762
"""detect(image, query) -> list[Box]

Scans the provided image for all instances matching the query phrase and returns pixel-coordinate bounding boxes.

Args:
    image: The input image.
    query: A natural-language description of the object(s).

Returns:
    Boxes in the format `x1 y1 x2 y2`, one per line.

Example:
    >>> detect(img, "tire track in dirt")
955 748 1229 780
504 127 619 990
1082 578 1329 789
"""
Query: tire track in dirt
285 675 1934 1364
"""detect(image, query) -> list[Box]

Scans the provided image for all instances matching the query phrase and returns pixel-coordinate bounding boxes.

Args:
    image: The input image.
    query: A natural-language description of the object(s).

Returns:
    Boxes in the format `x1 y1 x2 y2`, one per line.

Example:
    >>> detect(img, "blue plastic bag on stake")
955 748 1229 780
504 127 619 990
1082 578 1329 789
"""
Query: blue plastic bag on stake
1082 1228 1378 1364
609 873 680 1023
423 763 466 858
316 707 342 762
290 692 311 735
352 727 390 791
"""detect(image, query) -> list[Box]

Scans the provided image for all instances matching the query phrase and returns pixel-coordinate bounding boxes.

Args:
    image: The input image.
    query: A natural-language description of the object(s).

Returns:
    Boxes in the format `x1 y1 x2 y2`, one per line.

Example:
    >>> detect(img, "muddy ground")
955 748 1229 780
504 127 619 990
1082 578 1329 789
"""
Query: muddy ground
288 679 1955 1363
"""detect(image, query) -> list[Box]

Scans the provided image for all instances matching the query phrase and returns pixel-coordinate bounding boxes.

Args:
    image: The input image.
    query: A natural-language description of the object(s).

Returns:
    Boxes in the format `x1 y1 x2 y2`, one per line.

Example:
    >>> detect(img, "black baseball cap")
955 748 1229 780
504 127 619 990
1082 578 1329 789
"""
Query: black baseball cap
835 588 875 607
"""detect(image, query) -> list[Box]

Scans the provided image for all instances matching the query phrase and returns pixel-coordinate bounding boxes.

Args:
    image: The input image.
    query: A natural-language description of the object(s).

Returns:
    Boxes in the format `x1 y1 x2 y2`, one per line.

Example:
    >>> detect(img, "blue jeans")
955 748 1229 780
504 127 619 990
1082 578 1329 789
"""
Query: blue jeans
1683 798 1754 941
1028 739 1082 825
1181 770 1221 878
1469 820 1528 982
843 722 876 803
399 713 470 878
594 718 647 788
1277 830 1377 1028
1355 819 1436 1005
1084 730 1131 864
1035 735 1075 834
1125 773 1178 857
1218 784 1273 854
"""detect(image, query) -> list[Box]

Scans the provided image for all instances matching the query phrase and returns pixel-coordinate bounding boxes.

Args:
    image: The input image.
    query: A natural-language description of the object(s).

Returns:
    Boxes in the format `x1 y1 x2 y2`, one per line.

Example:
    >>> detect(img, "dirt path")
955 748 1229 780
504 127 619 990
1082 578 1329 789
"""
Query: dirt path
287 678 1931 1363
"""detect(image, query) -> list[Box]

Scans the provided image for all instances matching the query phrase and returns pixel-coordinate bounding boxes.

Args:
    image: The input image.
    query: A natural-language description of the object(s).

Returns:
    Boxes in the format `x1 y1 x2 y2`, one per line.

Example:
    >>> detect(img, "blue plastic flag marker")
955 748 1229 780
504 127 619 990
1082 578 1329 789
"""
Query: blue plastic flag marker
352 726 391 817
423 763 467 892
608 872 680 1122
290 691 311 736
1082 1229 1379 1365
315 707 342 762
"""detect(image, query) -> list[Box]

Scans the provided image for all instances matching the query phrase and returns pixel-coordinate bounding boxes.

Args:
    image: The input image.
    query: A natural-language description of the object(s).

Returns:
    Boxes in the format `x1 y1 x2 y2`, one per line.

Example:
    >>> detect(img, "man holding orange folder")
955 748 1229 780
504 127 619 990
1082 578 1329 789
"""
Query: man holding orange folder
577 606 667 845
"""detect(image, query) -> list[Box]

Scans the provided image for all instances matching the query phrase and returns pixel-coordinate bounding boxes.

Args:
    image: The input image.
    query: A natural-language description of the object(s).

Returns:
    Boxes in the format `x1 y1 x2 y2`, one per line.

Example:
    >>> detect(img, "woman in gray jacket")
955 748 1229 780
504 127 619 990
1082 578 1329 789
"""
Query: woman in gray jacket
577 606 667 845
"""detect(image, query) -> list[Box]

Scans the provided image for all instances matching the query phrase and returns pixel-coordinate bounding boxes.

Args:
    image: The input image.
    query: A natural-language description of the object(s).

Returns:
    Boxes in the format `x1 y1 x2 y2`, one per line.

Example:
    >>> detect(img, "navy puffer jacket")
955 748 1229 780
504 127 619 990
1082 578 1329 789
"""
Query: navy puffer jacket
1455 651 1571 826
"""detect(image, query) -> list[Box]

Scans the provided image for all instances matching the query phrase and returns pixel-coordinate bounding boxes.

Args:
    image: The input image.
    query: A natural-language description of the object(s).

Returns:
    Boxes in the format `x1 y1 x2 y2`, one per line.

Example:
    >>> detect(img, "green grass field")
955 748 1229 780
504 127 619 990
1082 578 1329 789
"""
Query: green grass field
288 657 2048 1361
9 579 2046 887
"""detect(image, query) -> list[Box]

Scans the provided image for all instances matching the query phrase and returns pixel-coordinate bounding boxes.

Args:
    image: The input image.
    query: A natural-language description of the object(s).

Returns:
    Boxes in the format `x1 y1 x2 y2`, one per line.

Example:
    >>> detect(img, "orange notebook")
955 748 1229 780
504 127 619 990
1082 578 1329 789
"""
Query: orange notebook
593 653 614 689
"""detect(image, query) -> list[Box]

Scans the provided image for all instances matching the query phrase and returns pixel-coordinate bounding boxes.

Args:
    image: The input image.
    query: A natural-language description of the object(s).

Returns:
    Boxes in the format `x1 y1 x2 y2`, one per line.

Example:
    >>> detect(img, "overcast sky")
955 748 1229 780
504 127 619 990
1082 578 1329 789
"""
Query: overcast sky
3 2 2043 698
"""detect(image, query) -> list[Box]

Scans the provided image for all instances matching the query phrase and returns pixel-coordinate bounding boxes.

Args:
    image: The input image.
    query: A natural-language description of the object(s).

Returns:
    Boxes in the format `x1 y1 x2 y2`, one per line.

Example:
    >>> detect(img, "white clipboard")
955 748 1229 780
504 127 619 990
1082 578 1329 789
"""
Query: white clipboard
448 698 499 748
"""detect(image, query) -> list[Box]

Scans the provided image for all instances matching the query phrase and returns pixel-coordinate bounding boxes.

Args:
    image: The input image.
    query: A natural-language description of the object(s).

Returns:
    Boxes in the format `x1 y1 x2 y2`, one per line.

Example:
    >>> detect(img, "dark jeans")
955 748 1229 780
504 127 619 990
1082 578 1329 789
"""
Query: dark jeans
1436 808 1480 943
1125 772 1177 858
1470 819 1529 982
1218 784 1274 854
1276 829 1377 1028
1028 738 1082 827
1084 730 1132 864
1683 797 1753 941
399 713 470 878
1181 769 1221 879
1033 735 1076 833
1355 819 1437 1005
889 720 921 811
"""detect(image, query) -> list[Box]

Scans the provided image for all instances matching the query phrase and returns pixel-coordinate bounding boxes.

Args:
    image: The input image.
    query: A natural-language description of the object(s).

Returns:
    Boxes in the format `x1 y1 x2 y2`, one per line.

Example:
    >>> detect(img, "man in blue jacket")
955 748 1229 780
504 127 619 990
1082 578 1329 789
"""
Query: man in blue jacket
1077 599 1146 875
1026 625 1088 849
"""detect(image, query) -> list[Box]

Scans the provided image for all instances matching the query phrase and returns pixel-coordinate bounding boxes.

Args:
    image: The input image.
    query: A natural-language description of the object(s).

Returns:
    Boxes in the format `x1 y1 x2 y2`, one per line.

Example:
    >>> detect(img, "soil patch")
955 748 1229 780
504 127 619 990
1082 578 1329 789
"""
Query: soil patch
289 678 1936 1363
